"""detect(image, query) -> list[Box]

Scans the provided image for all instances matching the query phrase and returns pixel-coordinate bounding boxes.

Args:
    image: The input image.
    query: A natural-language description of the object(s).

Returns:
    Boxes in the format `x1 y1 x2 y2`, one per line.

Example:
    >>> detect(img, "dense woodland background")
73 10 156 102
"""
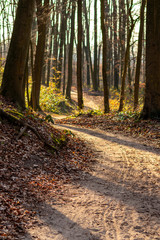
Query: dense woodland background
0 1 160 239
0 0 160 117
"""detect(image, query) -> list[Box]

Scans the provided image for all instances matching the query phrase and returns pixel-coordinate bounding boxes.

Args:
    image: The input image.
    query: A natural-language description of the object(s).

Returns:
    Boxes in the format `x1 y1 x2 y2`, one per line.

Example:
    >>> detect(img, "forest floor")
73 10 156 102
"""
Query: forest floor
0 91 160 239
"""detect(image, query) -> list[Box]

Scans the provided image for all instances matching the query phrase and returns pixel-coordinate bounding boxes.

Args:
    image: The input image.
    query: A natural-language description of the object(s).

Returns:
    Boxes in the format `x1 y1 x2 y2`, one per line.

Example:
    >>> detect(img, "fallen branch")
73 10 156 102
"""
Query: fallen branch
16 125 28 140
0 108 57 152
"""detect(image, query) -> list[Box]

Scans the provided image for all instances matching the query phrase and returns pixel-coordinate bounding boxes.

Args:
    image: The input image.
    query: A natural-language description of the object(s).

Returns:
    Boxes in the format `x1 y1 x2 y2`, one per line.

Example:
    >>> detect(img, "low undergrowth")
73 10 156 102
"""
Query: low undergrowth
109 86 144 113
40 82 77 114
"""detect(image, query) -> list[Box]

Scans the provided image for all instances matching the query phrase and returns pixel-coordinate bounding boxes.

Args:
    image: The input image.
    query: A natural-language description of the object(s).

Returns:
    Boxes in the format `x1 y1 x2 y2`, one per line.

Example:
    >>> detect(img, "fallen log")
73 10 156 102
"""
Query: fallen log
0 108 57 152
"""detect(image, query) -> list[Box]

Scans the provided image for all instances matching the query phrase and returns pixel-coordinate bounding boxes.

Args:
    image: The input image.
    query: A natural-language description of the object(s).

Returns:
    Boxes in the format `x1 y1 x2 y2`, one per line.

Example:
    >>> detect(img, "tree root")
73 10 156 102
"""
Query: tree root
0 108 57 152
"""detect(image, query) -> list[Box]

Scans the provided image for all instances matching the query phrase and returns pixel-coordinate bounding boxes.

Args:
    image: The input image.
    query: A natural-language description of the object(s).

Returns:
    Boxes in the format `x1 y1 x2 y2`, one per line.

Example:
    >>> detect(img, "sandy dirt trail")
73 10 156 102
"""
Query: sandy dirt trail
70 89 103 111
24 123 160 240
24 91 160 240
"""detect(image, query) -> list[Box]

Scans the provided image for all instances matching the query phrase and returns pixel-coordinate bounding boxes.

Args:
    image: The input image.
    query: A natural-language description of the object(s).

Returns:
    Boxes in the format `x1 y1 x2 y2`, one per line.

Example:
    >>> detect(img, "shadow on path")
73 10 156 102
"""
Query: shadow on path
57 124 160 156
25 124 160 239
26 201 100 240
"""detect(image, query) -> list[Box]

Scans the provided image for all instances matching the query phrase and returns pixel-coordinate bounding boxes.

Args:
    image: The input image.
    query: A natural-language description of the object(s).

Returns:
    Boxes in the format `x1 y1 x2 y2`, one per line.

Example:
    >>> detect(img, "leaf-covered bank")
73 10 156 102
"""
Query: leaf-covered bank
57 112 160 149
0 96 93 240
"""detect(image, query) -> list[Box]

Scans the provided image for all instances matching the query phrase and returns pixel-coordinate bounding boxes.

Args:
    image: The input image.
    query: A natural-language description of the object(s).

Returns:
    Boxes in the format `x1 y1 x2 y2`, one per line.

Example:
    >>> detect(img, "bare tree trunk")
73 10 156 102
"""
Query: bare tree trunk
101 0 110 113
1 0 35 108
104 0 110 88
134 0 146 110
77 0 83 109
56 0 67 90
84 45 91 87
128 53 133 94
62 37 67 95
52 0 59 80
97 44 102 88
93 0 98 91
83 0 94 89
30 0 49 110
119 1 136 112
47 10 54 86
127 6 132 95
66 0 76 99
113 0 119 89
142 0 160 118
119 0 126 78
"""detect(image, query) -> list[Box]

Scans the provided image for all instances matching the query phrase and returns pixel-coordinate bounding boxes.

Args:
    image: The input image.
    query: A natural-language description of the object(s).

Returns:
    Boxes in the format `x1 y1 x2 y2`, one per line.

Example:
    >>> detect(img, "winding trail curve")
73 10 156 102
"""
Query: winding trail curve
24 124 160 240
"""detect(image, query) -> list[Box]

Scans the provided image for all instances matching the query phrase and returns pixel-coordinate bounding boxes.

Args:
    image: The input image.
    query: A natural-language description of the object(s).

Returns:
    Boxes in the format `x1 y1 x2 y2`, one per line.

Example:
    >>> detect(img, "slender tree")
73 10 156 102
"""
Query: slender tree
119 0 126 80
77 0 83 109
101 0 109 113
56 0 67 89
52 0 60 80
83 0 94 89
93 0 98 91
113 0 119 89
66 0 76 99
47 2 54 86
119 0 136 111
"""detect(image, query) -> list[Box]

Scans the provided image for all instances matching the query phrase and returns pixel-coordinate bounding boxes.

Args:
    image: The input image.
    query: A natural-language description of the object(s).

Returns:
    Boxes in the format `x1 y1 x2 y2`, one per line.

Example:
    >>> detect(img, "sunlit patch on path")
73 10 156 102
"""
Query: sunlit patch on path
25 125 160 240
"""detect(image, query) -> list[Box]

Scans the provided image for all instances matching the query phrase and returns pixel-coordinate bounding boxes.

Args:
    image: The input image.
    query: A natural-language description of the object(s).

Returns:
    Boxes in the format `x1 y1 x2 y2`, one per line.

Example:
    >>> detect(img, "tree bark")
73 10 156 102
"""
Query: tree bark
30 0 49 110
52 0 59 80
142 0 160 118
134 0 146 110
119 1 136 112
47 9 54 86
1 0 35 108
101 0 109 113
77 0 83 109
93 0 98 91
66 1 76 99
83 0 94 89
56 0 67 89
113 0 119 89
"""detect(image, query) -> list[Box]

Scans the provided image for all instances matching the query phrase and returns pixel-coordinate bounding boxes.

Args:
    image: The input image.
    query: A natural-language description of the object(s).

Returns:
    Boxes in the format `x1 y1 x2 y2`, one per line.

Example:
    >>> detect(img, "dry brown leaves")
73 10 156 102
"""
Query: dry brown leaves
57 114 160 149
0 97 93 240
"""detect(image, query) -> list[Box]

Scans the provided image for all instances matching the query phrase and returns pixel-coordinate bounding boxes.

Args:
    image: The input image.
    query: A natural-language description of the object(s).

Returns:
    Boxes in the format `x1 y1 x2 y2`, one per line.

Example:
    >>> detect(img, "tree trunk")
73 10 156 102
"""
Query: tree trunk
1 0 35 108
127 8 132 95
77 0 83 109
101 0 109 113
93 0 98 91
134 0 146 110
84 45 91 87
83 0 94 89
62 37 67 95
47 19 54 86
113 0 119 89
66 1 76 99
47 1 54 86
52 0 59 80
142 0 160 118
128 54 133 95
119 1 136 112
30 0 49 110
97 44 102 88
56 0 67 90
119 0 126 78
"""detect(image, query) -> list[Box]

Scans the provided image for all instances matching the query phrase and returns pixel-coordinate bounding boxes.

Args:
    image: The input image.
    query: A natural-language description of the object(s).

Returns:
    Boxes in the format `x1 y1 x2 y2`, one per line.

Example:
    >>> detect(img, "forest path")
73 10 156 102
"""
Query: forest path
24 124 160 240
49 89 103 120
70 88 104 111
